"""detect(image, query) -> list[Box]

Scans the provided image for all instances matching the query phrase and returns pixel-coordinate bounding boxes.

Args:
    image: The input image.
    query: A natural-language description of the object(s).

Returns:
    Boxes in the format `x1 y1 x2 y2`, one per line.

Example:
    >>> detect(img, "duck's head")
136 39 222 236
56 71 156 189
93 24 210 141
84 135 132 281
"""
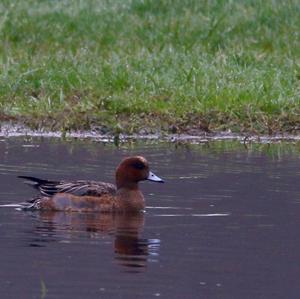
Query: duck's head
116 156 164 189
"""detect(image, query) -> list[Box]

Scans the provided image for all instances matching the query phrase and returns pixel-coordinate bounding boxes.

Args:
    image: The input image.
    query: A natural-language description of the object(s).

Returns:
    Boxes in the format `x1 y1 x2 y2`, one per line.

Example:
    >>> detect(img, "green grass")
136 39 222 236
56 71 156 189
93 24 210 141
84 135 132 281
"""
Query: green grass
0 0 299 134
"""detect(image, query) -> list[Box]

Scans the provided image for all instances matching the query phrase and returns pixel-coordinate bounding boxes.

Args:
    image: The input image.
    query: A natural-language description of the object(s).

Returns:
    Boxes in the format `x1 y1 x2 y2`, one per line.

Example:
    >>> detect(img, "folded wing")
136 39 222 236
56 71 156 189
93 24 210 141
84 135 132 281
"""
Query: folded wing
18 176 117 197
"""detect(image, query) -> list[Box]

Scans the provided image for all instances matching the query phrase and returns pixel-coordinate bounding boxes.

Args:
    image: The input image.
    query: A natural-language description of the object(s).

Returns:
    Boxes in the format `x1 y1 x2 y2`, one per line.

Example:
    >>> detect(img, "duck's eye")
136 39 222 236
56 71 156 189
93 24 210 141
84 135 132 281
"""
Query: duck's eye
132 160 146 170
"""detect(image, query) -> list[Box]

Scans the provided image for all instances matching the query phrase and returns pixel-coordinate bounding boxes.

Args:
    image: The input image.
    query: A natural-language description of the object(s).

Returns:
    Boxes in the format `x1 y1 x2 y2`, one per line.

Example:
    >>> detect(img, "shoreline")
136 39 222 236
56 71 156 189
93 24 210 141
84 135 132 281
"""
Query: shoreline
1 123 299 144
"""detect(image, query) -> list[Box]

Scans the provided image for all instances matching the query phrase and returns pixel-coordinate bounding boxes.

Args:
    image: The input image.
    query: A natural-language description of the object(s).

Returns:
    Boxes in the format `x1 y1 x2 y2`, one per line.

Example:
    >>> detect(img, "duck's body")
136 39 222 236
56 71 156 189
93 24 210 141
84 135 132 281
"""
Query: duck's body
19 156 163 213
31 189 145 213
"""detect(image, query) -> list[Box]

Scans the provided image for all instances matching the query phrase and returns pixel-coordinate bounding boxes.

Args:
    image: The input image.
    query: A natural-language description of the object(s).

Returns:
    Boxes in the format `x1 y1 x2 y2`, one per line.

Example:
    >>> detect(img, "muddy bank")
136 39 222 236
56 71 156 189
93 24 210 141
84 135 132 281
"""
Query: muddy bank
0 123 299 144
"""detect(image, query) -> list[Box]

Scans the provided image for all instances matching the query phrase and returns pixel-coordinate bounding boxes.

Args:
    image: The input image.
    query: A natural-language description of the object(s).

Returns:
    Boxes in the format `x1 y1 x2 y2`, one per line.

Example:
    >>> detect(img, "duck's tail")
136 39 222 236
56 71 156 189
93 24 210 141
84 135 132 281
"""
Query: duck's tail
18 176 51 188
18 176 61 196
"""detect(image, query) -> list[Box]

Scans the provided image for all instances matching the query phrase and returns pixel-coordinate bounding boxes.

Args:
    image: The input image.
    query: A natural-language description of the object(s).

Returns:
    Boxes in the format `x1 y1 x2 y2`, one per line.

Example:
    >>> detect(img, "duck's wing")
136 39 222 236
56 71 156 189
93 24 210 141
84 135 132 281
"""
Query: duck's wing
50 180 117 196
18 176 117 197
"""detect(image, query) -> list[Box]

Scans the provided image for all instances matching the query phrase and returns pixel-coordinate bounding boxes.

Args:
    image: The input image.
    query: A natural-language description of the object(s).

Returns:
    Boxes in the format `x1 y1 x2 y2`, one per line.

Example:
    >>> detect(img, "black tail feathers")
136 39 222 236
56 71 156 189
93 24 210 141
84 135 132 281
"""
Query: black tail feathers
18 176 48 183
18 176 52 188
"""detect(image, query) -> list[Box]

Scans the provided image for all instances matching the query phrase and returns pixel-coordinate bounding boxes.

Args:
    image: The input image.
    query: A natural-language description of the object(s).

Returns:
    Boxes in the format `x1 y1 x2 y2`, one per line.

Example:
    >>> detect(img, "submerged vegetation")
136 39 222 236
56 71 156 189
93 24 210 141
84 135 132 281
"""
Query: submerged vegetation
0 0 299 134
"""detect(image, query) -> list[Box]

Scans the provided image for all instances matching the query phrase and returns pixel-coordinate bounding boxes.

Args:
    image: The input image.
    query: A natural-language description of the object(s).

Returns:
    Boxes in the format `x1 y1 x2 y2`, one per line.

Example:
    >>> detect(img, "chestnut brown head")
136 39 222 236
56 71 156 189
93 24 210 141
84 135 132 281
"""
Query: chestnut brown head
115 156 164 189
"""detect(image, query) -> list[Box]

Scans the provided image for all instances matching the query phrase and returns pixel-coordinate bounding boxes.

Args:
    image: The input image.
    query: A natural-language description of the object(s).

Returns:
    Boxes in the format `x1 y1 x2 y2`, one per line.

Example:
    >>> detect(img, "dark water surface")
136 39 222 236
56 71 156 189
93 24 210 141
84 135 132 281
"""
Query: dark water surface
0 137 300 299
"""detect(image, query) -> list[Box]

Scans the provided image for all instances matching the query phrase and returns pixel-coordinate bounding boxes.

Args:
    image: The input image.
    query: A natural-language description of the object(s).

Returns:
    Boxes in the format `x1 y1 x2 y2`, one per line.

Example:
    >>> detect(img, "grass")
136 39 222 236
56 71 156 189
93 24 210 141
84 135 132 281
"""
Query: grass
0 0 299 134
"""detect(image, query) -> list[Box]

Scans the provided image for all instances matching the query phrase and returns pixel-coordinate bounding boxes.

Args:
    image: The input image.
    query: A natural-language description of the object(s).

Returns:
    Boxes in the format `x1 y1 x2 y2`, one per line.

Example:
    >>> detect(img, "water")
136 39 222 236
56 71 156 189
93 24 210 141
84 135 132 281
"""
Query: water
0 137 300 299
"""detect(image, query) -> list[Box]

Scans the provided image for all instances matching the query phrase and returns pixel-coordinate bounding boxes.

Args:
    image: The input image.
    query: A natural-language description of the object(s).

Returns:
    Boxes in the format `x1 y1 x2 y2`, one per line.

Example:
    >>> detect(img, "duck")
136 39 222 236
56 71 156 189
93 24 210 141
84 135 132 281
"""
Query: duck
18 156 164 213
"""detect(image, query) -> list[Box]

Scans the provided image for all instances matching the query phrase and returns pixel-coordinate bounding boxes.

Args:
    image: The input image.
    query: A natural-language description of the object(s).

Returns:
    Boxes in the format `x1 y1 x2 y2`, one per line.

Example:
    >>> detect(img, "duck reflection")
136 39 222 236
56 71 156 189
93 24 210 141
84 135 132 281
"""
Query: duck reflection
30 211 160 271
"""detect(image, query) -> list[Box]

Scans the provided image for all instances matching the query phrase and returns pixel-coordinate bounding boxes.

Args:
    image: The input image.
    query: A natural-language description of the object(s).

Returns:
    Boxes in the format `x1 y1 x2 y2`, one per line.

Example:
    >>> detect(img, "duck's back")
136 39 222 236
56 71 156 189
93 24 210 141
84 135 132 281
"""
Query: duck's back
19 176 117 198
48 180 117 196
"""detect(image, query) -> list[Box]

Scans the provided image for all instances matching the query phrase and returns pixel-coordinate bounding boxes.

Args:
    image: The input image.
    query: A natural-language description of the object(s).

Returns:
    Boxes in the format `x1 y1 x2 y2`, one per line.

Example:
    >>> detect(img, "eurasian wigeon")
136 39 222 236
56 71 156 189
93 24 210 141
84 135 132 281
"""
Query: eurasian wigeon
18 156 164 213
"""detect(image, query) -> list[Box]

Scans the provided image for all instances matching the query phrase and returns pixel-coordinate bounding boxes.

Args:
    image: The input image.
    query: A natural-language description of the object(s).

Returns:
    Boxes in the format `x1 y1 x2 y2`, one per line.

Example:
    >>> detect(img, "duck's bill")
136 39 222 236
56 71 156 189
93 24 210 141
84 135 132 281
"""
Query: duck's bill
147 171 164 183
